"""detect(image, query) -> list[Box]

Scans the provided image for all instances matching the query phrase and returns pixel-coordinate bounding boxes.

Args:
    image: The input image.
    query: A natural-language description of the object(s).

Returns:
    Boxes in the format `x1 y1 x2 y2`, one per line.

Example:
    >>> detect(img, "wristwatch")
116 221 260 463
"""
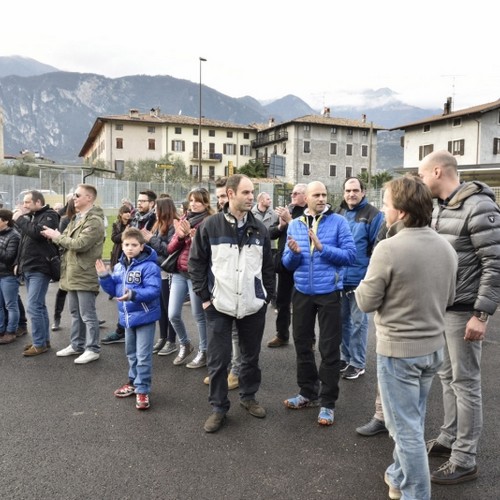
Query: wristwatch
473 310 489 322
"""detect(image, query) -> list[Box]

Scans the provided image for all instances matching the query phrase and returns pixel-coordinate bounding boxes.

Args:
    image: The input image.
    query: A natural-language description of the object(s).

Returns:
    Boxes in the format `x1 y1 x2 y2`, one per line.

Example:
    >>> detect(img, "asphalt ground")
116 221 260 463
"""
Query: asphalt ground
1 282 499 500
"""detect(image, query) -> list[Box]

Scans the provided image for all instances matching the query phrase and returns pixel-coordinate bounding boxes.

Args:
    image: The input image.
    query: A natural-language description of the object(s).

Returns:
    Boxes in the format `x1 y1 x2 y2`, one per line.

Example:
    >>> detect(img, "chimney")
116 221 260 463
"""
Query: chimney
322 107 330 117
129 108 140 118
150 107 160 117
361 114 367 123
443 97 452 115
268 117 275 127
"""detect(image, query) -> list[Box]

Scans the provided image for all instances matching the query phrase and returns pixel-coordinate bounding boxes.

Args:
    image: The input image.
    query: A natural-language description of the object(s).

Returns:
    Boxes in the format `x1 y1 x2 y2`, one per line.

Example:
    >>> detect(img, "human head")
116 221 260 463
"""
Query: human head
215 177 228 211
291 183 307 207
53 202 64 212
0 209 14 228
121 198 134 210
154 197 179 235
257 192 272 210
417 150 459 199
23 190 45 212
305 181 327 216
137 190 157 215
382 175 433 229
121 227 145 259
343 177 366 209
227 174 254 216
187 187 213 214
118 204 131 224
65 197 77 219
73 184 97 212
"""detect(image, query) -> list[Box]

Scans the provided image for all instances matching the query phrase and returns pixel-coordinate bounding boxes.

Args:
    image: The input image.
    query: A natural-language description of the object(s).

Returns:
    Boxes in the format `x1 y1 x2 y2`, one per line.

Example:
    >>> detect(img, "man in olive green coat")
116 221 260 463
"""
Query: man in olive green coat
42 184 105 364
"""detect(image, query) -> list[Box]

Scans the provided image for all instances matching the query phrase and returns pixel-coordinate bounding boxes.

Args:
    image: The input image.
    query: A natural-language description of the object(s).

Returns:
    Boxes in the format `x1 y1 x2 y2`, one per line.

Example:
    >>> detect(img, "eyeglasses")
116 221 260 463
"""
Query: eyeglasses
73 193 82 198
137 199 150 203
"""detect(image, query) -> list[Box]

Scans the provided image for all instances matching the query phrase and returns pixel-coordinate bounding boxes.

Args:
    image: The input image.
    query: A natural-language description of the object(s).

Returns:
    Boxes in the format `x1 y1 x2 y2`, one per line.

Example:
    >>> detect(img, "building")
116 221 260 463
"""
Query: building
251 110 384 187
392 98 500 185
79 108 257 180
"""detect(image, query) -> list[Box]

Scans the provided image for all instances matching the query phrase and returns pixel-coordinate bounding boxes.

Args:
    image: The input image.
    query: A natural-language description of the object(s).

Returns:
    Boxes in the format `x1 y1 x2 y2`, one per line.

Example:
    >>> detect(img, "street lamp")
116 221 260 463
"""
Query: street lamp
198 57 207 183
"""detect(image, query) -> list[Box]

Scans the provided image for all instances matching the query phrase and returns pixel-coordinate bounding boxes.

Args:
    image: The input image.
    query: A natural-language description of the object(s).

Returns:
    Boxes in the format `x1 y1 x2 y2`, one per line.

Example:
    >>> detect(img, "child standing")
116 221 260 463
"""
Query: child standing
96 227 161 410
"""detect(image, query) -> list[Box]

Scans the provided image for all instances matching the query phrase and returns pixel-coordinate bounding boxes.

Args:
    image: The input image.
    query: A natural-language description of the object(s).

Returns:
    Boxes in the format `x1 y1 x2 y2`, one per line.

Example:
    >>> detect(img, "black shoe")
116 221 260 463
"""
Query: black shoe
356 417 388 436
426 439 452 458
204 412 226 433
340 360 349 372
51 319 61 331
153 338 167 354
342 365 366 380
431 460 478 485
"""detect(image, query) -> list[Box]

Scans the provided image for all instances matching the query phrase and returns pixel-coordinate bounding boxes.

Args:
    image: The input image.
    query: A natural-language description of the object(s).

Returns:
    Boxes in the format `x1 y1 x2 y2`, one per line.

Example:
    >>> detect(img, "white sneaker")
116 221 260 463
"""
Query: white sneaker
56 345 83 357
74 350 100 364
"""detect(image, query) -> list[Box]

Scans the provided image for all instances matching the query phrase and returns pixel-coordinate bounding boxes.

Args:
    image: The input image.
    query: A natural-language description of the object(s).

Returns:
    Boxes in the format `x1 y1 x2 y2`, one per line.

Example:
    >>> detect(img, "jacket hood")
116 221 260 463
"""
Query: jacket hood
119 244 158 266
447 181 496 209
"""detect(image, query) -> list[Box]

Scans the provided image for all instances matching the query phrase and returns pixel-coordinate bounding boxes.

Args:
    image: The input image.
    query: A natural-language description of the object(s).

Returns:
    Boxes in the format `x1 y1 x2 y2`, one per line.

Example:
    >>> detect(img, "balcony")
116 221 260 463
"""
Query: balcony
189 152 223 162
251 130 288 148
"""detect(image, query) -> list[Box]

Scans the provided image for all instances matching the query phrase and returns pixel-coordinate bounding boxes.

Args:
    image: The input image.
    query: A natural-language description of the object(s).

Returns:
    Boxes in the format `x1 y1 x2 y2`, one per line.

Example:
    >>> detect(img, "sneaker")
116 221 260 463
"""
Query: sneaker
204 411 226 433
114 383 135 398
340 360 349 372
136 393 150 410
158 341 178 356
56 345 84 357
384 472 402 499
23 344 48 357
227 371 239 390
267 336 289 348
74 350 100 364
426 438 452 457
430 460 478 485
173 342 194 365
0 333 17 344
152 338 167 354
318 407 335 426
16 325 28 337
51 319 61 331
240 399 266 418
284 394 320 409
342 365 366 380
186 351 207 369
356 417 388 436
101 331 125 344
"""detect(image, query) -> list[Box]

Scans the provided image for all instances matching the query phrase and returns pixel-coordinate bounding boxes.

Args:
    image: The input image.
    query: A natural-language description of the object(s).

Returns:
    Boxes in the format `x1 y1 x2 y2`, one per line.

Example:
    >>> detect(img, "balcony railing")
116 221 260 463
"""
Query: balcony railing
189 152 223 162
251 130 288 148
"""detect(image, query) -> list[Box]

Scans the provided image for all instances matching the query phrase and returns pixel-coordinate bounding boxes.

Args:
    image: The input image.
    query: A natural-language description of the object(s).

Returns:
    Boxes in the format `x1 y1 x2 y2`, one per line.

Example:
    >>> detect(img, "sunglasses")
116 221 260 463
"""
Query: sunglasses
73 193 82 198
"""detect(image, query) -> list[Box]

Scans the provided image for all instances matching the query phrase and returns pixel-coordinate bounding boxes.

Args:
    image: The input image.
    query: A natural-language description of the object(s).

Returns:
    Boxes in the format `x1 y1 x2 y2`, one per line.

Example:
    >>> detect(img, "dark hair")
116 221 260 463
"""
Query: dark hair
187 187 214 215
385 175 433 228
77 183 97 200
121 226 145 244
343 177 365 191
117 205 131 223
226 174 249 194
0 209 14 227
29 190 45 205
153 197 179 235
65 198 77 219
140 190 157 203
215 177 227 188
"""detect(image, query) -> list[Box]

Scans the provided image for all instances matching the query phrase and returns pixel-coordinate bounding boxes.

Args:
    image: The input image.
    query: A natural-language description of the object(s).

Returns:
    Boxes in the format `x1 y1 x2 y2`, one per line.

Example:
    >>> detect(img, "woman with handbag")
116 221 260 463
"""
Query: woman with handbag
141 196 179 356
167 188 214 368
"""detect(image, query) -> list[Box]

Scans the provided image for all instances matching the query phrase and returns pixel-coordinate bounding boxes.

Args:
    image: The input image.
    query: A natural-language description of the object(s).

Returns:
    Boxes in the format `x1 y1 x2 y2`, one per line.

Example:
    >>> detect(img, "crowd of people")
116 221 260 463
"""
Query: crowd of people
1 150 499 499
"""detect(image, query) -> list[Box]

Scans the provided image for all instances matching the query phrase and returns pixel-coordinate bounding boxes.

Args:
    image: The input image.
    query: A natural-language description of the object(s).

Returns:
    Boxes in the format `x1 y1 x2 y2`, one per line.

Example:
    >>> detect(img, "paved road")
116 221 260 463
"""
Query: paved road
1 282 498 499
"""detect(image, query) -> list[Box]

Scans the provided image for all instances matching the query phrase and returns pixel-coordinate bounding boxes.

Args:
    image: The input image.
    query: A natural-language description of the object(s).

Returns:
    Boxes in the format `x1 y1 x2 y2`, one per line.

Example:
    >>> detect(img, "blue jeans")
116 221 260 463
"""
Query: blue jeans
437 311 482 468
24 272 50 347
0 275 20 333
68 290 100 352
125 322 155 394
168 273 206 351
378 350 443 500
341 289 368 369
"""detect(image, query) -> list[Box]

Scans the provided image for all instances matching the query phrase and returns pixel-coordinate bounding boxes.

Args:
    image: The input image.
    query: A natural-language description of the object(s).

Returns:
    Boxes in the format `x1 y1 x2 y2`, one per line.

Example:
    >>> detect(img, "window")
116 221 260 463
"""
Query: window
303 141 311 153
147 126 156 133
361 145 368 157
148 139 156 150
175 127 182 134
116 138 123 149
209 130 215 137
345 166 353 177
190 165 199 178
494 138 500 155
171 140 185 152
240 144 251 156
346 144 353 156
448 139 465 156
347 128 353 136
303 125 311 138
115 160 124 175
243 132 250 139
303 163 311 176
209 166 215 179
419 144 434 160
193 128 199 136
223 143 236 155
362 129 368 136
452 118 462 127
227 131 233 138
330 143 337 155
329 164 337 177
423 124 431 132
330 126 337 135
193 142 199 159
115 124 123 131
361 167 368 175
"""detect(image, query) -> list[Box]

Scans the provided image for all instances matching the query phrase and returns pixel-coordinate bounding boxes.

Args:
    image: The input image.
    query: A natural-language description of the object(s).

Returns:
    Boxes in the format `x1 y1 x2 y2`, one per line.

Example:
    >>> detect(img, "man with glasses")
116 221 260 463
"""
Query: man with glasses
267 184 307 348
42 184 105 364
102 190 157 345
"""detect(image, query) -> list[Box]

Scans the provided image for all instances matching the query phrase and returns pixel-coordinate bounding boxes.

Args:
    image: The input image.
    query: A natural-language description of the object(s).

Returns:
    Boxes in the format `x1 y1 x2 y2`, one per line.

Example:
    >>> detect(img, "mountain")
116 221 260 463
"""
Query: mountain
0 56 440 169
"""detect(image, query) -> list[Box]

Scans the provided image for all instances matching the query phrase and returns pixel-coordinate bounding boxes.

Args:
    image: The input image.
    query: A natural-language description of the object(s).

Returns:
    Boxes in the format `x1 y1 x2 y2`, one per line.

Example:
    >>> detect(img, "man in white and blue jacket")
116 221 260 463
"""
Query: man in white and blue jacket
282 181 356 426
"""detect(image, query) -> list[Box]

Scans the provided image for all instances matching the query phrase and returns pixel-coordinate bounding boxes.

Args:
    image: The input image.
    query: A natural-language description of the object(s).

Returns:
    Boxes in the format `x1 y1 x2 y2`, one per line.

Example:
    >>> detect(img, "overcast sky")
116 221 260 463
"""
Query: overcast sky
2 0 499 112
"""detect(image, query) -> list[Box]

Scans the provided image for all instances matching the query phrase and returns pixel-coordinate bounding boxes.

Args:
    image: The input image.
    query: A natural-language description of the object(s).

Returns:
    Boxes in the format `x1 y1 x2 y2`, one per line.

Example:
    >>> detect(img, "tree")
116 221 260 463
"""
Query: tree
358 170 393 189
237 158 267 178
123 155 190 183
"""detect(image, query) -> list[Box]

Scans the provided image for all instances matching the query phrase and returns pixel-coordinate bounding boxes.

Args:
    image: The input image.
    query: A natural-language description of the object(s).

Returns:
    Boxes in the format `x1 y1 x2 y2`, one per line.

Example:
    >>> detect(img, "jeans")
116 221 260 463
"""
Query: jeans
68 290 100 353
205 304 267 413
168 273 206 351
292 289 342 409
0 275 20 333
159 277 176 342
378 350 443 500
125 322 155 394
231 321 241 376
437 310 482 468
341 288 368 369
24 272 51 347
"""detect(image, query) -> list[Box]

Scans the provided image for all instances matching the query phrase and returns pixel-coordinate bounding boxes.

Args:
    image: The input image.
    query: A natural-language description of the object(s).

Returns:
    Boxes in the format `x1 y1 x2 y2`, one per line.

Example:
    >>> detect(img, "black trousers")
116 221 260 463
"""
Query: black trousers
292 289 342 409
275 270 294 341
159 278 176 342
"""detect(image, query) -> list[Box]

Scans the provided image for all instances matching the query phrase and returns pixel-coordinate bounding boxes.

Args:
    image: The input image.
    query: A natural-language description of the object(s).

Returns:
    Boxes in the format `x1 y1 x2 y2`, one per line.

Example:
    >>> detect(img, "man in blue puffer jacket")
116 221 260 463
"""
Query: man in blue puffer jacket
282 181 356 426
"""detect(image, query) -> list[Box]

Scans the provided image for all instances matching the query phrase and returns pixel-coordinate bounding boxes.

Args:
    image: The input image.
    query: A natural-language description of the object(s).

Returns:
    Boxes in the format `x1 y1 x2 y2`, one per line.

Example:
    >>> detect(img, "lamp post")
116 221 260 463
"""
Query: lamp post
198 57 207 183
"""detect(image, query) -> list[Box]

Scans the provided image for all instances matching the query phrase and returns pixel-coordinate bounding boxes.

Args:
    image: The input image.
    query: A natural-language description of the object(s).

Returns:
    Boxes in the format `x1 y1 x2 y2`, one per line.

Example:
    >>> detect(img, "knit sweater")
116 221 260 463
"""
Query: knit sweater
355 221 458 358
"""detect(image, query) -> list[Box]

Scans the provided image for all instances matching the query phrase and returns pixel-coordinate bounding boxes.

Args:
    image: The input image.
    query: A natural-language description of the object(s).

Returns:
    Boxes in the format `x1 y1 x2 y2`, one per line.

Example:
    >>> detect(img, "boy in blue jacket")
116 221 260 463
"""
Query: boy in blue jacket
96 227 161 410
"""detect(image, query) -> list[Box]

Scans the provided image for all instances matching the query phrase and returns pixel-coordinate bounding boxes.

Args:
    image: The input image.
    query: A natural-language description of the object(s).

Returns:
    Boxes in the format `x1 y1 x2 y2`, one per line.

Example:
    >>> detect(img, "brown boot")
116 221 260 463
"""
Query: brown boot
267 336 289 348
227 371 239 390
23 345 48 357
0 333 17 344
